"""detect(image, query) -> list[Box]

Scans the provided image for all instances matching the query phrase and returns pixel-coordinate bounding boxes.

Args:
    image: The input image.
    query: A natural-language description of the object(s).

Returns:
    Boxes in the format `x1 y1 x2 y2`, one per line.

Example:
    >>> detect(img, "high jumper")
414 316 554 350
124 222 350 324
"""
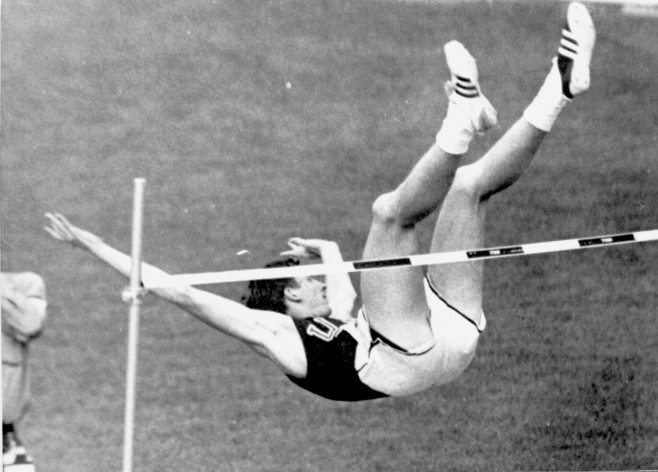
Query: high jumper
46 3 596 402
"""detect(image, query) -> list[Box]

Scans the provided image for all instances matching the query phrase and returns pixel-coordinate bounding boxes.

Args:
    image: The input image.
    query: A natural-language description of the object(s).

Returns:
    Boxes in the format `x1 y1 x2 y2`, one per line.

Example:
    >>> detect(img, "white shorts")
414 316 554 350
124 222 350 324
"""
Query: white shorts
356 278 485 397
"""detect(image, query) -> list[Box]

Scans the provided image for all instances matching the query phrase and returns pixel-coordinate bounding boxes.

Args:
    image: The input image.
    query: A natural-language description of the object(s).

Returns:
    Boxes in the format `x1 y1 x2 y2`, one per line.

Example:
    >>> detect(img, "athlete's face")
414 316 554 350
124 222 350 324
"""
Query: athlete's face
290 276 331 318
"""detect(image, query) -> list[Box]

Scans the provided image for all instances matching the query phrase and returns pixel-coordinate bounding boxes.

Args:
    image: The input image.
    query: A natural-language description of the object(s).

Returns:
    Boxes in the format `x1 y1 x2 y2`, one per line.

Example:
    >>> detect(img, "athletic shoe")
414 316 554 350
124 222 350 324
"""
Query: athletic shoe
3 433 36 472
558 2 596 98
443 40 497 133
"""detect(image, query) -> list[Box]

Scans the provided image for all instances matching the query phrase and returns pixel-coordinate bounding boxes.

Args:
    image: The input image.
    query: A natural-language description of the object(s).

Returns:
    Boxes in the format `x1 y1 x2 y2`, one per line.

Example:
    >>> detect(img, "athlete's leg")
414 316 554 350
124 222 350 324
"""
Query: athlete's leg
361 42 497 349
428 2 596 323
427 120 546 322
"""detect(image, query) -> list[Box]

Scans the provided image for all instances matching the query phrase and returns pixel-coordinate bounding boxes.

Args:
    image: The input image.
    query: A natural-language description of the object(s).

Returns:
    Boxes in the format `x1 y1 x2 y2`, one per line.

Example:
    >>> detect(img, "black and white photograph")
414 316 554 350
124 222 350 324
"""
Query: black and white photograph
1 0 657 470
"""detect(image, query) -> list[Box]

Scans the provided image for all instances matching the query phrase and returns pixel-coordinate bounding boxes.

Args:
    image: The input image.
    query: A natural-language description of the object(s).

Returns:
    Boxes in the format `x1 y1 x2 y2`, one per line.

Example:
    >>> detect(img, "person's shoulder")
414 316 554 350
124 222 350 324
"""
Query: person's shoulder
285 316 342 332
252 309 299 336
1 272 46 296
2 271 43 284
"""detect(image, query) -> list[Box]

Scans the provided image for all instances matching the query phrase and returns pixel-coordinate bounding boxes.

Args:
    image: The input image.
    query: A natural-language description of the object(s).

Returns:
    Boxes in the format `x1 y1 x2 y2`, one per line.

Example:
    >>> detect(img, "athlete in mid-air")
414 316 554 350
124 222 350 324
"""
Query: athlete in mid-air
45 3 595 401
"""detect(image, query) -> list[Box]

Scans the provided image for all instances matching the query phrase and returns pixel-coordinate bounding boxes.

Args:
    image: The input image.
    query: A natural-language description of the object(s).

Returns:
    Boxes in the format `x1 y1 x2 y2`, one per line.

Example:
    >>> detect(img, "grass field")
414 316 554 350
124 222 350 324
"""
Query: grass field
1 0 657 471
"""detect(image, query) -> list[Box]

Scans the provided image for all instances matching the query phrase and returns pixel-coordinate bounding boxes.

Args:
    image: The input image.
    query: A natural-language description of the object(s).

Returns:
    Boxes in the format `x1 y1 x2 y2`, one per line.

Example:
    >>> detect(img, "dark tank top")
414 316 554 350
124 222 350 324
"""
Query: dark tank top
286 317 388 402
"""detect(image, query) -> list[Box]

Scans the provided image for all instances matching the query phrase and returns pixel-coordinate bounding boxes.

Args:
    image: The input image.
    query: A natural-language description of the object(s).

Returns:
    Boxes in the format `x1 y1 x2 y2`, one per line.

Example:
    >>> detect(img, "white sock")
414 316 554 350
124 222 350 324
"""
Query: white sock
435 99 475 155
523 59 570 132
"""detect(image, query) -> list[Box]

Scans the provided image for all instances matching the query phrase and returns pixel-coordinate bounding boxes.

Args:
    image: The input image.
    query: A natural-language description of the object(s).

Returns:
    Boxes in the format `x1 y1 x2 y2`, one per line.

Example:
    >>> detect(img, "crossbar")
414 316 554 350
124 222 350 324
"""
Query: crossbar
143 229 658 288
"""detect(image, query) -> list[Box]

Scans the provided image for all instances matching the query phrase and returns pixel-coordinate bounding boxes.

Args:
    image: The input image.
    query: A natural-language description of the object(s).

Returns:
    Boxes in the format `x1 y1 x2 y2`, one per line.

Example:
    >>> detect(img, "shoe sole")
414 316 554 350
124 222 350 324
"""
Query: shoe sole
444 40 480 98
560 2 596 95
443 40 497 131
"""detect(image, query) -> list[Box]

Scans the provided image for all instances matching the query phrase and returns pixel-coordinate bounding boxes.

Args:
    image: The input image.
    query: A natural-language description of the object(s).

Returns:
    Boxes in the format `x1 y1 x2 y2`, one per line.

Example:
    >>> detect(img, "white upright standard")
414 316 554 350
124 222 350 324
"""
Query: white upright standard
123 178 145 472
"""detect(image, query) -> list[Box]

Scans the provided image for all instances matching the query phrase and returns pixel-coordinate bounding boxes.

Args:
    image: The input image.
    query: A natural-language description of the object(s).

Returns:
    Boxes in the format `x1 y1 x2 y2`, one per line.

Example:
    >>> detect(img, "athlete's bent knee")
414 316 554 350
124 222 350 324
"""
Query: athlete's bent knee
372 192 409 228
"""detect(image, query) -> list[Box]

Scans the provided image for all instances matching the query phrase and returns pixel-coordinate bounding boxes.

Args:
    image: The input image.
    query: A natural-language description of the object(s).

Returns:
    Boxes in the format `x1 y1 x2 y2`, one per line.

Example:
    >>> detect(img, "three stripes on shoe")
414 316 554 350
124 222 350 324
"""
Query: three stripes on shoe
453 75 480 99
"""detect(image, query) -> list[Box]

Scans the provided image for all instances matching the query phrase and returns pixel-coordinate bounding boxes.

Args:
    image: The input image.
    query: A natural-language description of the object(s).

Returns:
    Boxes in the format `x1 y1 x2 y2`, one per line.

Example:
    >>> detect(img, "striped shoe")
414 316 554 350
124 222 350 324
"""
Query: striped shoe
558 2 596 98
443 40 497 133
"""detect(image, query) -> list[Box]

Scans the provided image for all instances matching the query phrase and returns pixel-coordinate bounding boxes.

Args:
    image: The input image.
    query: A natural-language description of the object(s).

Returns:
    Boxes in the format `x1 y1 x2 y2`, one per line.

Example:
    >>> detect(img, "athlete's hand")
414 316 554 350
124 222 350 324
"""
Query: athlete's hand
44 213 102 250
280 238 337 260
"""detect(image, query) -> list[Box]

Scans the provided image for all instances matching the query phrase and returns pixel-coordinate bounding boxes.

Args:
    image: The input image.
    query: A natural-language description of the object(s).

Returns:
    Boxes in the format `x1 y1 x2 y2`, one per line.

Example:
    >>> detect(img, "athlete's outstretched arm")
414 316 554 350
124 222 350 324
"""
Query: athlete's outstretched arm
44 213 306 374
281 237 357 322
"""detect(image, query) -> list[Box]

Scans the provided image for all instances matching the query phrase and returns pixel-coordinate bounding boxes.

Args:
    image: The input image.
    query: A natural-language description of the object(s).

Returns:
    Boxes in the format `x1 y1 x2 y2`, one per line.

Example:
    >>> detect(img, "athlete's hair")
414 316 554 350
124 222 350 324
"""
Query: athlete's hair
242 258 300 314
